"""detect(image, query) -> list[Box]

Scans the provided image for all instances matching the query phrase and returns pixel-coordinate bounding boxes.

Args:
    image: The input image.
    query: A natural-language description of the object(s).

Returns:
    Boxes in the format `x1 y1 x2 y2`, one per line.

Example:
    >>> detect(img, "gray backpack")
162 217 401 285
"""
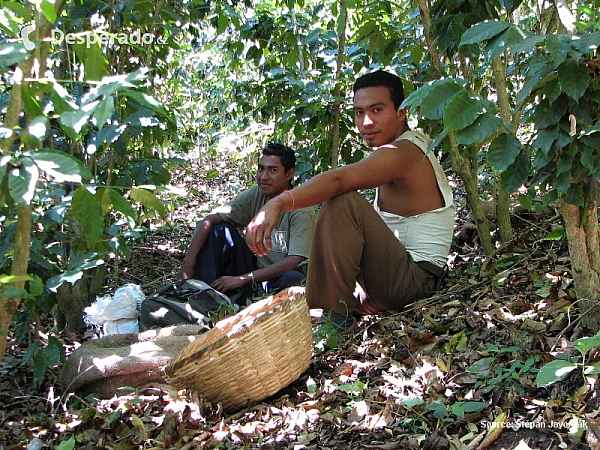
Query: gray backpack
139 279 236 331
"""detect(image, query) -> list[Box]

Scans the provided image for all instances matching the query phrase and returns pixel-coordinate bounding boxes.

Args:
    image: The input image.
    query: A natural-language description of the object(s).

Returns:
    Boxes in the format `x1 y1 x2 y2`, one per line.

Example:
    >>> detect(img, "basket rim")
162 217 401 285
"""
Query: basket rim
165 287 309 376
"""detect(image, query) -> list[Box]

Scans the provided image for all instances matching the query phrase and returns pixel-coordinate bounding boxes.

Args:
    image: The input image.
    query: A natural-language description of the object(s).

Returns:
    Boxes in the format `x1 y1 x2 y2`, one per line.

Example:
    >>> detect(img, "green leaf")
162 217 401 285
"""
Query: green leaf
542 77 562 104
47 256 105 291
545 35 570 67
123 91 167 115
25 149 93 182
573 331 600 356
456 113 503 145
108 188 137 227
445 329 467 354
585 362 600 375
443 91 484 130
59 101 99 137
427 402 447 419
533 127 558 155
129 187 166 218
493 255 520 269
451 401 487 418
93 97 115 129
0 42 30 67
8 160 38 205
217 12 228 33
555 152 573 176
72 187 104 247
501 150 531 194
40 0 57 23
484 26 525 60
511 35 545 56
484 29 509 60
0 285 28 298
536 359 578 388
336 380 366 394
401 83 432 112
571 32 600 54
95 124 126 146
400 398 425 408
581 147 597 175
460 20 511 46
558 59 591 102
563 183 585 207
430 128 449 152
554 171 571 194
488 133 522 172
518 193 532 210
56 435 76 450
529 96 568 129
72 38 109 81
539 228 565 241
33 344 61 385
21 84 44 118
95 69 147 99
498 346 522 353
3 1 32 20
468 357 494 373
420 81 464 120
28 116 48 140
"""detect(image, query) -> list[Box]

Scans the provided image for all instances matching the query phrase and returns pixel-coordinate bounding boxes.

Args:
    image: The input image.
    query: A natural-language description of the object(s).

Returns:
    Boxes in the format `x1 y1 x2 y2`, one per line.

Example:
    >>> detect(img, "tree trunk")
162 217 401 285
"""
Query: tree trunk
0 51 34 358
56 277 92 332
492 56 514 244
561 199 600 332
0 204 33 357
417 0 495 255
448 132 495 255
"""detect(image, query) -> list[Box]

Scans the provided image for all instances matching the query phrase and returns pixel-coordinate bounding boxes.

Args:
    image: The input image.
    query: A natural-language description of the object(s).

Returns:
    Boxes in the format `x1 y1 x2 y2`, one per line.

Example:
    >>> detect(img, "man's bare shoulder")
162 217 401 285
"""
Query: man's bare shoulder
371 139 427 167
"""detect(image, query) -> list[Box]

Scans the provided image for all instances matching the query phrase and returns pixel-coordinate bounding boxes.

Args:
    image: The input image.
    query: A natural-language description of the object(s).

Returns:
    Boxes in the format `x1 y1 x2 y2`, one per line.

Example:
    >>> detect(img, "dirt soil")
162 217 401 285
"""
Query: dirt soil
1 159 599 450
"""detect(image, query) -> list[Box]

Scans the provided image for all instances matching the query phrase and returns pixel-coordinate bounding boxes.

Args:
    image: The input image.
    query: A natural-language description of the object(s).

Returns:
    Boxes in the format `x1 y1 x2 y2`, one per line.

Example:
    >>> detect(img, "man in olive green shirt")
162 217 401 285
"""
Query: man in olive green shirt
179 143 315 303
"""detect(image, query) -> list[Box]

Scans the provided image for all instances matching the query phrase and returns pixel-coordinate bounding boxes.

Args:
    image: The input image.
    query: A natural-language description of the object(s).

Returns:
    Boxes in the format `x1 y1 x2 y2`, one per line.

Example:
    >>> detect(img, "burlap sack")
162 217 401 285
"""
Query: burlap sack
59 324 205 397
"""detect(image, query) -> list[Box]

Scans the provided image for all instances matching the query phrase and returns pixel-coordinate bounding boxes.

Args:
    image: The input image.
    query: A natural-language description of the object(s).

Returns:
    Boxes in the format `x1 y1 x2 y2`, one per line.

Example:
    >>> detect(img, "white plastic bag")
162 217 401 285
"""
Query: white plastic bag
84 284 146 335
103 284 145 320
104 318 140 335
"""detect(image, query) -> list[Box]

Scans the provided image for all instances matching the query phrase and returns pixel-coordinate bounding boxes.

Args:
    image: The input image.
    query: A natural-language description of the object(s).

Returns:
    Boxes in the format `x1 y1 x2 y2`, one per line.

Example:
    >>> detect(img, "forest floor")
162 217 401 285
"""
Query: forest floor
2 154 600 450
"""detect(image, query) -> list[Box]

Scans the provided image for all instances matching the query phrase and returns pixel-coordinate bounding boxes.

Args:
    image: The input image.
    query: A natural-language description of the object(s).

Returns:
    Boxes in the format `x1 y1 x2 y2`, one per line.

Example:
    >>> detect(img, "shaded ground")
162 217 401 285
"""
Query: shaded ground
1 158 599 449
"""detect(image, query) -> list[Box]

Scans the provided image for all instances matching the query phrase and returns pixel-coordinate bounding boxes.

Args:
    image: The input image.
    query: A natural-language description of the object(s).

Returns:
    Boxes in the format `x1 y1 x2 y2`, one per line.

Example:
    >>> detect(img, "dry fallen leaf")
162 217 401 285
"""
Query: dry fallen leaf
476 412 507 450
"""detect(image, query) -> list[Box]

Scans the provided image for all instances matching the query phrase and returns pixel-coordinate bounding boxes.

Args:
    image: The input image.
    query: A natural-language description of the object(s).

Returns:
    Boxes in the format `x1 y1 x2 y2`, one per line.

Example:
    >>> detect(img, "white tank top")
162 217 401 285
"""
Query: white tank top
373 130 455 268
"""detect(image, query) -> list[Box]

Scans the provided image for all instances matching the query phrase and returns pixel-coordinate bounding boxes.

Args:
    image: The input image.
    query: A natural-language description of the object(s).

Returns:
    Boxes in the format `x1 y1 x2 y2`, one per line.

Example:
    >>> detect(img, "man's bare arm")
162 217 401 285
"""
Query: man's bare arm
246 143 415 256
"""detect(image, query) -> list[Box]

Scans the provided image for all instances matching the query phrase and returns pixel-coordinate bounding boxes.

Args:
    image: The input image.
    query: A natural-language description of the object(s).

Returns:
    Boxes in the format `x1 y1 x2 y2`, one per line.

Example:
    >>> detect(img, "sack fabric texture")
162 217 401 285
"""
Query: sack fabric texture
59 324 205 397
139 279 235 331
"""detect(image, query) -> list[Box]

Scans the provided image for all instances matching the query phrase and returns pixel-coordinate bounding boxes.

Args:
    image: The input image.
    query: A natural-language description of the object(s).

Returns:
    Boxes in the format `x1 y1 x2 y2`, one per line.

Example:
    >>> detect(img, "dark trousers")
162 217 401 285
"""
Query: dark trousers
194 223 306 304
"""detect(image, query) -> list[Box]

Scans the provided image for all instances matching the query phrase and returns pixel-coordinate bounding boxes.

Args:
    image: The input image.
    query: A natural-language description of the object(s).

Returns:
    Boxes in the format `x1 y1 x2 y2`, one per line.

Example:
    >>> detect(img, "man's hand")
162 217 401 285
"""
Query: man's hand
211 275 247 293
246 199 284 256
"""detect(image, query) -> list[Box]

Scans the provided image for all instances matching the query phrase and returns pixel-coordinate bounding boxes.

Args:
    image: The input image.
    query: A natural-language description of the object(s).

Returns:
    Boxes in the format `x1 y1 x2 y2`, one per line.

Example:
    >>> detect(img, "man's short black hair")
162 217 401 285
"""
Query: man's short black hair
261 142 296 172
353 70 405 110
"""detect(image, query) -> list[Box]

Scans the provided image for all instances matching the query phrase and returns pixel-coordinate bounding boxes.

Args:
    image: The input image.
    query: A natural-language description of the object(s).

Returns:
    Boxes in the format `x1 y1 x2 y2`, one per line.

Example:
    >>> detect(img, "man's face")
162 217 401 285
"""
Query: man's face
353 86 406 148
256 154 294 198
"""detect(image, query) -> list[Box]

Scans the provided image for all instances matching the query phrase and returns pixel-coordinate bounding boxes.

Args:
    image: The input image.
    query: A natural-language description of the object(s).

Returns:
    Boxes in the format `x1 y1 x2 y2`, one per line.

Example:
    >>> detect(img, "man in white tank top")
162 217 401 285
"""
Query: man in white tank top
246 70 455 332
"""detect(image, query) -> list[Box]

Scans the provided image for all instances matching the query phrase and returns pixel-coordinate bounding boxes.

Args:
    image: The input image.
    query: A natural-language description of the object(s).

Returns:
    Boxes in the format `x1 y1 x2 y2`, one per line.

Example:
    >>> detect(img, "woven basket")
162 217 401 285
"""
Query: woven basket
164 286 313 410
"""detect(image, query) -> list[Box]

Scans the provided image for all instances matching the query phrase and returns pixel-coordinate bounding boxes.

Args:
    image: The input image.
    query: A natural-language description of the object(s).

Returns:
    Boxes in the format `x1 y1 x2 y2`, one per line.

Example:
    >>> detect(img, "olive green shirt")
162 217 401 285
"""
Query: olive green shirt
213 185 316 270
